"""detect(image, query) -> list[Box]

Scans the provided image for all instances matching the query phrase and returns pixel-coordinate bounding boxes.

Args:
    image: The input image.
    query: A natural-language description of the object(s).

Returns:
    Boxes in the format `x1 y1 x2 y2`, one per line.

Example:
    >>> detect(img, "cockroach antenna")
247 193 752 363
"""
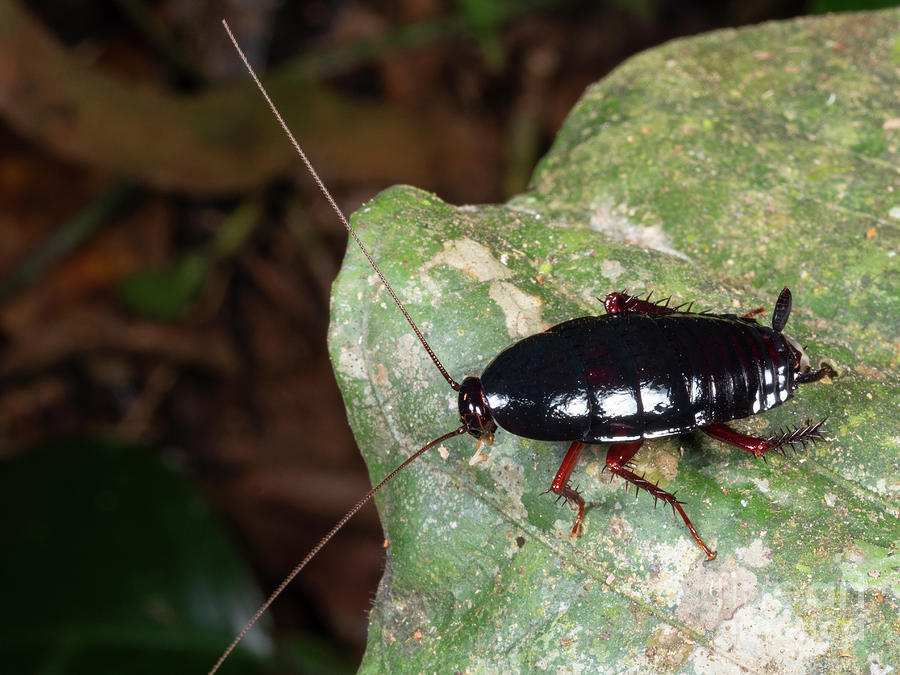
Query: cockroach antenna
221 20 459 392
210 21 468 674
208 427 464 674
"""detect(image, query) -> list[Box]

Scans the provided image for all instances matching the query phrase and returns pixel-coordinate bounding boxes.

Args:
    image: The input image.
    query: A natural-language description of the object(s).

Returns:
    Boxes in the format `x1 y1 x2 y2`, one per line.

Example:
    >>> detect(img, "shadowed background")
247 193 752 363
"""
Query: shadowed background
0 0 890 672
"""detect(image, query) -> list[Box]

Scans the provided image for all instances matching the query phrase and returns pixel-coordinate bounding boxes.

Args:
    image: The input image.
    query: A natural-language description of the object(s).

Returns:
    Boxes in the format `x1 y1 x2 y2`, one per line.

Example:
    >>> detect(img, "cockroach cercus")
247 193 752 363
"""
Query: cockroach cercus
213 21 834 673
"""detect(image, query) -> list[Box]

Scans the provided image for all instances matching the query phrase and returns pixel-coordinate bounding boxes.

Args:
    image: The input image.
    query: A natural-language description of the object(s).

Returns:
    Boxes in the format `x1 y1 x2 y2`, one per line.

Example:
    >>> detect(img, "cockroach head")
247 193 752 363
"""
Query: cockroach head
458 376 497 445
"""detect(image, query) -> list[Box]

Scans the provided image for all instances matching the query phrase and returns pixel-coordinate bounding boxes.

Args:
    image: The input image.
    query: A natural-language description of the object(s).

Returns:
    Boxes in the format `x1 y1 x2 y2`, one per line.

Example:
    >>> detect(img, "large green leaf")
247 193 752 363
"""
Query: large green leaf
329 10 899 673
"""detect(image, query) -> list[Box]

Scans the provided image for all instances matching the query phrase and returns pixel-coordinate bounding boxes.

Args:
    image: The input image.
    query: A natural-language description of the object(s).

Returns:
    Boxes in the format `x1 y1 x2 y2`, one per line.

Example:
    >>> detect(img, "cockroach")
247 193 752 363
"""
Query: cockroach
213 21 834 673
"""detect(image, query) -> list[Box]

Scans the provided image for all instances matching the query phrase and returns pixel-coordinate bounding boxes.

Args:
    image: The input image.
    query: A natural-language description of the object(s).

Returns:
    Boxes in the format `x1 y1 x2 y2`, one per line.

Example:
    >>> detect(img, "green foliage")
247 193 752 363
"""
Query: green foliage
118 253 209 321
0 440 268 674
118 202 258 321
330 9 900 673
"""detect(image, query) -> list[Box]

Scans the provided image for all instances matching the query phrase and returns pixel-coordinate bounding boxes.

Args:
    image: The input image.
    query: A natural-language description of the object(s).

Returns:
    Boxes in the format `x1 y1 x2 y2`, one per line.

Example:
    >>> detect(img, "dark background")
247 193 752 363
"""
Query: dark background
1 0 892 672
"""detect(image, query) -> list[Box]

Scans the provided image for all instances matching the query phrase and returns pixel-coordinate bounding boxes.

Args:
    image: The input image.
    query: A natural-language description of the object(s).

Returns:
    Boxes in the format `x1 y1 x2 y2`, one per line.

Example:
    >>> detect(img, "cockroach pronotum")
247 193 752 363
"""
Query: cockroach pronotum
212 21 834 673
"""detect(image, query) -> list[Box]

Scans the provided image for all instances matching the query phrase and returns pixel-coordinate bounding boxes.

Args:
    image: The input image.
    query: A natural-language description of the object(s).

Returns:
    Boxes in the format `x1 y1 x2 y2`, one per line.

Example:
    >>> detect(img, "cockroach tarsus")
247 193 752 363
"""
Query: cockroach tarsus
213 21 834 674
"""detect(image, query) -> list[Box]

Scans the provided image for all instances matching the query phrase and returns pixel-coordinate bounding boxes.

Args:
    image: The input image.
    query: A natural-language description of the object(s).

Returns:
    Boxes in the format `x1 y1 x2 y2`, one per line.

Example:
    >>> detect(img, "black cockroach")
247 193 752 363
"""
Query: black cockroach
213 21 833 673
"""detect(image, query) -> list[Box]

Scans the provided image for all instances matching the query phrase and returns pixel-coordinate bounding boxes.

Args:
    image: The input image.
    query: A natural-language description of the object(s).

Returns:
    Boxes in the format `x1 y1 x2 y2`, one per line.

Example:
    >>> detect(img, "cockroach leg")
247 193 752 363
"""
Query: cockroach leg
602 291 629 314
604 291 675 315
606 289 787 326
549 441 586 536
765 418 827 453
605 439 643 468
606 440 717 561
742 307 765 319
702 418 826 458
702 423 772 457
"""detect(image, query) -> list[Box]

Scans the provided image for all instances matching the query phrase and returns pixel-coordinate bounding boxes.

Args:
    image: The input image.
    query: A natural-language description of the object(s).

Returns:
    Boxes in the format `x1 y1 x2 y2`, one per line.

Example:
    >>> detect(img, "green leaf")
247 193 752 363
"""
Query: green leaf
117 202 258 321
118 253 208 321
330 9 900 673
0 439 269 674
208 202 260 259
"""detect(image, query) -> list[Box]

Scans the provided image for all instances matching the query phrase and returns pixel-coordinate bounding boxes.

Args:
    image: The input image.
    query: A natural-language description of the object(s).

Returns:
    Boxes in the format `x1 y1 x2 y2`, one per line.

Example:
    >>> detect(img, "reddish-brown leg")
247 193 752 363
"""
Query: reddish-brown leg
606 440 717 561
603 291 679 315
549 441 586 536
605 291 764 320
703 419 826 458
702 423 770 457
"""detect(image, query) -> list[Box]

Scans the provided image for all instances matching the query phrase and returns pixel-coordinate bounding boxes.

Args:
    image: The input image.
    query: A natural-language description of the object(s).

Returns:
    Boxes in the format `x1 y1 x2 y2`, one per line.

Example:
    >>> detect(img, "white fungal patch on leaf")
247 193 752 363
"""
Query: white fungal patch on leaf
589 201 691 261
393 333 431 382
643 537 703 607
751 477 770 493
735 538 773 568
489 281 550 339
337 344 368 380
420 236 548 339
868 655 895 675
489 456 527 521
675 555 758 632
640 445 679 481
423 237 513 282
600 258 625 283
839 541 900 597
690 592 828 674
